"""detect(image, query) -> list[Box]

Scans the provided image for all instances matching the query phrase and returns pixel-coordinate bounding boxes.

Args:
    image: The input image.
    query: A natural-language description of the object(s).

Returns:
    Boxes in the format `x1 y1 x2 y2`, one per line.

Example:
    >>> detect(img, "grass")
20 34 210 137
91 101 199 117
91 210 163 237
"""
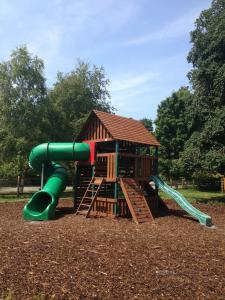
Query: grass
0 191 74 203
0 194 28 202
159 188 225 205
0 189 224 205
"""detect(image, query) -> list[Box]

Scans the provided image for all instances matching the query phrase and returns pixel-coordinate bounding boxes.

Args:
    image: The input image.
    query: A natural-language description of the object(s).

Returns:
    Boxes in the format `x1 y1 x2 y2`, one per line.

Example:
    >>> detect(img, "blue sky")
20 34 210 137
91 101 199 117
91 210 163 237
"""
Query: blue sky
0 0 212 120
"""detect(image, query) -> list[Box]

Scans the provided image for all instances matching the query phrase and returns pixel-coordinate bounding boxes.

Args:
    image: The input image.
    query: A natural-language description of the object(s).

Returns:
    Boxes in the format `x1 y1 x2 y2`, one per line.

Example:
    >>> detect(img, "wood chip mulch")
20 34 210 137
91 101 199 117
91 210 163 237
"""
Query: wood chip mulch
0 200 225 300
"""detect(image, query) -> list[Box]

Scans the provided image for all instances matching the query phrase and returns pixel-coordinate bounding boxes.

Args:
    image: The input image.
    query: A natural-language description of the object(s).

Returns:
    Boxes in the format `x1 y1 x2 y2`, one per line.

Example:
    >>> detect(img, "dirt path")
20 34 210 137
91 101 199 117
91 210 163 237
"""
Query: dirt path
0 200 225 299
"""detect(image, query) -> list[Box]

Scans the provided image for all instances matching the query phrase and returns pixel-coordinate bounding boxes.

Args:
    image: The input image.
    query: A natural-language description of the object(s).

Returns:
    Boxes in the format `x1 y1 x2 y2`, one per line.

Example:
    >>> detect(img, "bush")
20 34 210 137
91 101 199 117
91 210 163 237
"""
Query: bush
196 174 222 191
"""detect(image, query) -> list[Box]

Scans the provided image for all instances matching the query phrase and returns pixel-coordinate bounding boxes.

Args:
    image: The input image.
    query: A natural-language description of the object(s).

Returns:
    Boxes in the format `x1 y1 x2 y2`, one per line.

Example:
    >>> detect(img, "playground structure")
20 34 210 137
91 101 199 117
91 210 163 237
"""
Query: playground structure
23 110 212 226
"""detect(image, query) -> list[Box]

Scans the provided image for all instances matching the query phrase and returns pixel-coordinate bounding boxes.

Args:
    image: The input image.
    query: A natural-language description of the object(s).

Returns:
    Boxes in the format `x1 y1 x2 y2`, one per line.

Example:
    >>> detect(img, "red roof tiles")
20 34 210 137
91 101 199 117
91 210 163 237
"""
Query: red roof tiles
92 110 160 146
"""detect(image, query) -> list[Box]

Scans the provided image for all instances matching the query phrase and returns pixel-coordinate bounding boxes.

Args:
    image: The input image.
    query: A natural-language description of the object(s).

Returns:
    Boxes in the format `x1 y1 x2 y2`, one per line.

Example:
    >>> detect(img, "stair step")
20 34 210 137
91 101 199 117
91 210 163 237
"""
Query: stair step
138 218 151 223
80 203 91 207
132 203 148 207
78 210 89 215
120 178 153 224
76 177 104 217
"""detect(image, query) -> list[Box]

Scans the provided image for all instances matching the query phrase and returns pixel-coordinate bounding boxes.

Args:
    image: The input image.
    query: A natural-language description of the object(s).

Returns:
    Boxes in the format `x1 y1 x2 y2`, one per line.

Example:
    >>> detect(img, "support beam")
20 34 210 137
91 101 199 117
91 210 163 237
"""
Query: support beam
114 141 119 215
73 164 79 209
41 163 45 189
154 146 158 175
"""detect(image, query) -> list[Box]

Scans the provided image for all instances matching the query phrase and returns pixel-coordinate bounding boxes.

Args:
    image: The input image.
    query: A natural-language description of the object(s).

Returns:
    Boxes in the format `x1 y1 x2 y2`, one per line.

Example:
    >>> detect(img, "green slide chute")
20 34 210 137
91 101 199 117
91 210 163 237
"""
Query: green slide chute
23 142 90 221
151 175 212 226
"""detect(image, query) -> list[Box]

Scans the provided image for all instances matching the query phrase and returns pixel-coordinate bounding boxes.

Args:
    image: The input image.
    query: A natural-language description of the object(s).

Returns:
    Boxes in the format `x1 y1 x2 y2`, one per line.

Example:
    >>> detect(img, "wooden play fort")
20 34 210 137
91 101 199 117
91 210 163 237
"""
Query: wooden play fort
23 109 212 226
74 110 164 223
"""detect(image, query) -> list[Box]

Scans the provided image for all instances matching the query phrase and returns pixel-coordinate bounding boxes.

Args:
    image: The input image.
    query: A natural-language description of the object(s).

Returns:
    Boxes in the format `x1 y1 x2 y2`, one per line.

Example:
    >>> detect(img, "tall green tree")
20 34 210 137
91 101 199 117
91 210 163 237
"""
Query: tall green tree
48 60 114 141
0 46 48 176
155 87 193 178
140 118 153 132
180 0 225 177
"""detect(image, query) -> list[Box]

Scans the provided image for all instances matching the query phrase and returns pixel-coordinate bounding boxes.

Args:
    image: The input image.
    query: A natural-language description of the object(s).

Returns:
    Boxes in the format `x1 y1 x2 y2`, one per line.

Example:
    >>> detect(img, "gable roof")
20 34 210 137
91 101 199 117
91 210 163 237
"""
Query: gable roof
76 110 160 146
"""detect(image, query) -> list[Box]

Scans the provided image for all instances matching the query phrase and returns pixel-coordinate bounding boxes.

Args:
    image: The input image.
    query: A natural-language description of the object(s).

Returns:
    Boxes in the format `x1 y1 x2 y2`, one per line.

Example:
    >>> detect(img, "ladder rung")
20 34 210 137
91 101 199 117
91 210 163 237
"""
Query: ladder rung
78 210 88 215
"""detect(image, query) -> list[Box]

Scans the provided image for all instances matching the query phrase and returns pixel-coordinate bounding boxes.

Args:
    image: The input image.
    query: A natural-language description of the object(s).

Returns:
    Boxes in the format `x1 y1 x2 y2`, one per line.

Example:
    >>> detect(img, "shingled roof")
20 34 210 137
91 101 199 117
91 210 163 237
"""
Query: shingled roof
76 110 160 146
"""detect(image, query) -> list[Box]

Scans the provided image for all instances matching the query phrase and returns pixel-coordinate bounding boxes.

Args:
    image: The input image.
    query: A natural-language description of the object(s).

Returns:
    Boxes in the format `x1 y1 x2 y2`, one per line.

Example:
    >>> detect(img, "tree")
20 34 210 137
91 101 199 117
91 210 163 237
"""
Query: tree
155 87 193 178
140 118 153 132
48 60 114 141
180 0 225 177
0 46 48 176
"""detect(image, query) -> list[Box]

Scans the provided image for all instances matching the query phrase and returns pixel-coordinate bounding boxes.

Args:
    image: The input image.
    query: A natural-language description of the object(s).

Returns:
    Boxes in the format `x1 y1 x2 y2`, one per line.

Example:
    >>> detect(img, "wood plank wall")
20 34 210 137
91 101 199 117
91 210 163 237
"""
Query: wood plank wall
81 115 111 141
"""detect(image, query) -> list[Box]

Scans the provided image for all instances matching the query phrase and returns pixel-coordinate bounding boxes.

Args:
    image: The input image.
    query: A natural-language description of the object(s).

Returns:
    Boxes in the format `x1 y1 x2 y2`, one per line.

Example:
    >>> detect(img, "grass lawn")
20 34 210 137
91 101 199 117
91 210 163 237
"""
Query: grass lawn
0 189 224 205
159 188 225 204
0 194 28 202
0 191 74 203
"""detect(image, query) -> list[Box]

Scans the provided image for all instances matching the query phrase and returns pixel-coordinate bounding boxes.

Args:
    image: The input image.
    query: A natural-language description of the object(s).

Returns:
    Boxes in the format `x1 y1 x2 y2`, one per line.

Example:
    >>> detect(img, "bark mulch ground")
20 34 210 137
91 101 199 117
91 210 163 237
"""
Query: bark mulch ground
0 200 225 300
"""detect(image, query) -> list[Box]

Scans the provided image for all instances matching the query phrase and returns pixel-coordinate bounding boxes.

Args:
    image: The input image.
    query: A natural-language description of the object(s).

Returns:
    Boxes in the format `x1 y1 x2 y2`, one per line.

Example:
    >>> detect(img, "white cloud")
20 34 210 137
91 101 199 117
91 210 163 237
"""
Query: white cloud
27 26 63 61
110 72 158 93
109 71 159 112
125 10 199 46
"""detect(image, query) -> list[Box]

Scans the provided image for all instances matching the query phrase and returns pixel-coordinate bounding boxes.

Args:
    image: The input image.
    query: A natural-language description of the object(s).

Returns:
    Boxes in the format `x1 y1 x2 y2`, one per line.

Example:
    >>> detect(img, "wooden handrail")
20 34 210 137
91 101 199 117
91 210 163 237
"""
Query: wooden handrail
97 152 157 159
96 152 156 180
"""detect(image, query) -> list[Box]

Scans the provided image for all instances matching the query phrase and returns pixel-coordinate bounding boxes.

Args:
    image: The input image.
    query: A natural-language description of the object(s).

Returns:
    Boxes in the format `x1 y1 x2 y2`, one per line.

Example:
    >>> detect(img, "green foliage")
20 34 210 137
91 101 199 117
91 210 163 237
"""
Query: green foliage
156 0 225 179
155 87 193 178
0 46 48 175
48 60 113 141
187 0 225 128
140 118 153 132
0 48 113 178
178 0 225 177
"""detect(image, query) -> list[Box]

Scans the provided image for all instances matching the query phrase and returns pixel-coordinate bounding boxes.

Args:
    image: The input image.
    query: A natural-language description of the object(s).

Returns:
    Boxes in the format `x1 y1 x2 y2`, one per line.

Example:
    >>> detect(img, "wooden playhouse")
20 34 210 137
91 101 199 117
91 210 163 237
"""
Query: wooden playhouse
74 110 166 223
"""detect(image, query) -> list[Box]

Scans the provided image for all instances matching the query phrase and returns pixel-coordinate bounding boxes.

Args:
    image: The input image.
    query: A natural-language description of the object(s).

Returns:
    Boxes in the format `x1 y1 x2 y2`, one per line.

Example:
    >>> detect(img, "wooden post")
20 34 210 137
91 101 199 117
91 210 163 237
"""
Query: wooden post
114 141 119 215
181 177 185 189
19 175 24 195
92 165 95 197
41 163 45 189
17 175 21 198
221 176 225 193
73 164 78 209
154 146 158 175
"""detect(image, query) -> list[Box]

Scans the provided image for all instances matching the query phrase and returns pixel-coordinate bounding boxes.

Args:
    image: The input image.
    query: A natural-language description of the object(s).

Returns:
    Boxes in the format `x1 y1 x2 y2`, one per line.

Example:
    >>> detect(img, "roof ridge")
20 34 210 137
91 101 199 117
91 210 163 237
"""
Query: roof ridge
93 109 140 124
76 109 160 146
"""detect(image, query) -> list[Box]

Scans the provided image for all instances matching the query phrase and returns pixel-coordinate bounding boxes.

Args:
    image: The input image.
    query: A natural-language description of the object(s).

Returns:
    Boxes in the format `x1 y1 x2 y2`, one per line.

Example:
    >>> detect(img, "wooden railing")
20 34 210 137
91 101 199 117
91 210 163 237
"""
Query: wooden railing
96 152 157 181
118 153 156 180
96 153 116 180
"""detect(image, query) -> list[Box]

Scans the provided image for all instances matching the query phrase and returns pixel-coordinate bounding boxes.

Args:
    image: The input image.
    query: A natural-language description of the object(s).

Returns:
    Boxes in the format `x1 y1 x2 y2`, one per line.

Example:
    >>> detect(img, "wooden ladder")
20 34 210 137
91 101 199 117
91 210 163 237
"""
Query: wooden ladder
120 178 153 224
76 177 104 217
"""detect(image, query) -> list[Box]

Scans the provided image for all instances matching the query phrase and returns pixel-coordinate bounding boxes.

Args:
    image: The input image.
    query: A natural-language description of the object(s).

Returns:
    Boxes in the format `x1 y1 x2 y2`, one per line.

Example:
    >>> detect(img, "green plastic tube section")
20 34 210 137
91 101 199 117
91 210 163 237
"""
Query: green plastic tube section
23 142 90 221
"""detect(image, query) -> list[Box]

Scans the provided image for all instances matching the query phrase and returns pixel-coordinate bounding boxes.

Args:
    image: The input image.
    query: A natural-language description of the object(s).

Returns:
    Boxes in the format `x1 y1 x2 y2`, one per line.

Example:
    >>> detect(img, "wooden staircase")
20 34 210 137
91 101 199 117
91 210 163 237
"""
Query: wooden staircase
120 178 153 224
76 177 104 217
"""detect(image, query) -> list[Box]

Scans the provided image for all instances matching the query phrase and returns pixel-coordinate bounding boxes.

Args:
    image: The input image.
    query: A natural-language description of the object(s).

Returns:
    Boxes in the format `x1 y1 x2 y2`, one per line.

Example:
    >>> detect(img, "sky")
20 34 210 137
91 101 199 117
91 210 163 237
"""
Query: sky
0 0 212 121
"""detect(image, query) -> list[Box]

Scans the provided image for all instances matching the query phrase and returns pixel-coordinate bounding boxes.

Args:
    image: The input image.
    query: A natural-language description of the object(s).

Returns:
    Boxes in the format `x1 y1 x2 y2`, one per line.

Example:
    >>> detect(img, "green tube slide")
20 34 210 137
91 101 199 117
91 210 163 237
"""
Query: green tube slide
23 142 90 221
151 175 212 226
